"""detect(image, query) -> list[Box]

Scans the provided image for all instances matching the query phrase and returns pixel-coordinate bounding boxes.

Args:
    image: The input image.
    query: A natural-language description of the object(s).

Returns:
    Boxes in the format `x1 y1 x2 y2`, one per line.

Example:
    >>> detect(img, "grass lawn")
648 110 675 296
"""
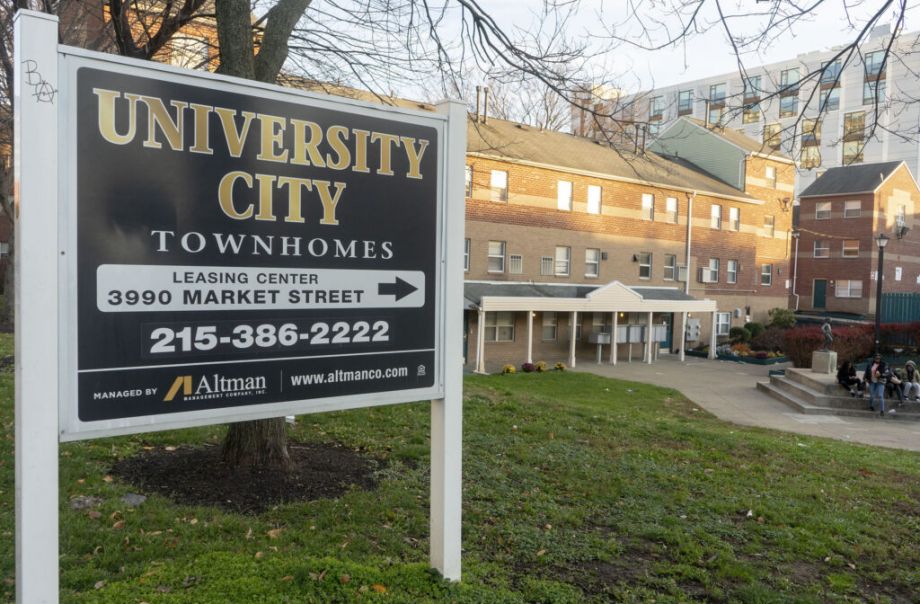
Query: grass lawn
2 333 920 602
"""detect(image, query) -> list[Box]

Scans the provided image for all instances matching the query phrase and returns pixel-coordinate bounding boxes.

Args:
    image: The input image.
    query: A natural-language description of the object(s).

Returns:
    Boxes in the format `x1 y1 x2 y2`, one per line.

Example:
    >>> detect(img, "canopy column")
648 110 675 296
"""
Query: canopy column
526 311 534 364
646 311 653 364
679 311 687 362
568 311 578 368
709 311 718 360
476 308 486 373
610 312 617 365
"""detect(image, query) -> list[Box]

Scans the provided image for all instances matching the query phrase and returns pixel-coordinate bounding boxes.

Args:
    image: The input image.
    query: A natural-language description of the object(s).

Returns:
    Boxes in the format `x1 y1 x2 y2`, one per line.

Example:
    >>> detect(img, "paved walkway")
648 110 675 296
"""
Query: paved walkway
575 355 920 452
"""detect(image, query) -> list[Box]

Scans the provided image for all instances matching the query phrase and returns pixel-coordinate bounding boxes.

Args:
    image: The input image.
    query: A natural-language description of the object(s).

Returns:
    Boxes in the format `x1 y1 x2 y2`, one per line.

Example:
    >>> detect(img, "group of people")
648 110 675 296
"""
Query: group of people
837 355 920 416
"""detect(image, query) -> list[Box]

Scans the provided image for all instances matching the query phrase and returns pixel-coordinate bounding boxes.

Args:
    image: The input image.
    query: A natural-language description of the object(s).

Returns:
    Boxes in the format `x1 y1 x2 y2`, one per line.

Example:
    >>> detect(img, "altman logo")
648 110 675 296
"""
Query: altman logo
164 373 267 402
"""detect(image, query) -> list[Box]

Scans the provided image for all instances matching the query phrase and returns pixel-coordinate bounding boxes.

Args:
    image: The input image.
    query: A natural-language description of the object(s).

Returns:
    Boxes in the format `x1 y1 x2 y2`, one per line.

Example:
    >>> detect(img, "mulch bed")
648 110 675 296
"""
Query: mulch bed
110 442 383 514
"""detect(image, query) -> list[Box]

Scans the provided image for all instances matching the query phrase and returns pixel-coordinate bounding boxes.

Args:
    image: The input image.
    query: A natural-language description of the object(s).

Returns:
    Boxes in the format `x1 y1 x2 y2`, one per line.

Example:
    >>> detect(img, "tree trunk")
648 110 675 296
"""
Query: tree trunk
222 418 292 470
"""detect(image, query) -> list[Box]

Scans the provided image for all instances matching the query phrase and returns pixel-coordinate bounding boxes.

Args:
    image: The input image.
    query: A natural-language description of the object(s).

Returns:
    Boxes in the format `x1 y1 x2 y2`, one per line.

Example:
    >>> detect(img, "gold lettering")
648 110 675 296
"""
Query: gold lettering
277 176 311 223
401 136 429 179
255 173 277 221
325 125 351 170
215 107 257 158
93 88 137 145
218 171 254 220
313 180 347 225
371 132 399 176
189 103 214 154
290 119 326 167
257 114 289 163
140 96 188 151
352 129 370 173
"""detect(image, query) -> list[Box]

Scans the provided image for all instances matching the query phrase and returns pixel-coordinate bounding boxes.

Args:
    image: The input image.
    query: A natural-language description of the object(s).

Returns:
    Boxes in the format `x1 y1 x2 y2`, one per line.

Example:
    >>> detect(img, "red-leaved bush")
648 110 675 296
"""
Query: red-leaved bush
784 325 874 368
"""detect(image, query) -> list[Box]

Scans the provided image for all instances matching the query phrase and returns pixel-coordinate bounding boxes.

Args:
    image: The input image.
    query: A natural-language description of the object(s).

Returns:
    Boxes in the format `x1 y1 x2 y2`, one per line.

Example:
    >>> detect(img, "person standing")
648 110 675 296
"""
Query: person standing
864 354 889 416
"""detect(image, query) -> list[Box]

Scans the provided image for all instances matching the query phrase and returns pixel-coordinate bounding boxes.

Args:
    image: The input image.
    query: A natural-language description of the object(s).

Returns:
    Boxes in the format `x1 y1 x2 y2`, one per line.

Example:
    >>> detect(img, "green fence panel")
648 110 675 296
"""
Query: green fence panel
881 292 920 323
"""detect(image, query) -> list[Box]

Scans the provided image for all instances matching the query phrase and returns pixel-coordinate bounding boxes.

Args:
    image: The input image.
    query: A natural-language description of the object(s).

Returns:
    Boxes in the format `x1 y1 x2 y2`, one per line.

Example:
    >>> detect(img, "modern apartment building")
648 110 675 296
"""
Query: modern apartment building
579 25 920 196
464 116 795 372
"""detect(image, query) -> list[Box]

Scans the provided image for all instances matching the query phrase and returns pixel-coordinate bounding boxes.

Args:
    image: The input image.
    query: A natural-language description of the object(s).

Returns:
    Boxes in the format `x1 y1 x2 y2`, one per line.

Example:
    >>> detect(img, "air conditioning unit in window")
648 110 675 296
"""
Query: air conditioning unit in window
677 266 688 282
698 268 716 283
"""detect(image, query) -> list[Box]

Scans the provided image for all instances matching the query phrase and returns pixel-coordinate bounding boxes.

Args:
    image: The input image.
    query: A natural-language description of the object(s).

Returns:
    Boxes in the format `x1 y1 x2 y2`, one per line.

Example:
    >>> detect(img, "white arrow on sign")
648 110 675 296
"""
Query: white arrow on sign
96 264 425 312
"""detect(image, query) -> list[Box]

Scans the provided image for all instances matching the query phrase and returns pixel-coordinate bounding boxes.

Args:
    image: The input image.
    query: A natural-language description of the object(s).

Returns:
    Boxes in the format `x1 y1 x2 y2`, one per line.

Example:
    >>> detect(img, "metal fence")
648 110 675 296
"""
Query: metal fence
881 293 920 323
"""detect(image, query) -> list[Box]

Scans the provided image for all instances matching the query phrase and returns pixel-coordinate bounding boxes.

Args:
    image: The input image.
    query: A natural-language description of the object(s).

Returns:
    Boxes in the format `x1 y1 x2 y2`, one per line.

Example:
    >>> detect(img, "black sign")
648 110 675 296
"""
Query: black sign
75 68 439 422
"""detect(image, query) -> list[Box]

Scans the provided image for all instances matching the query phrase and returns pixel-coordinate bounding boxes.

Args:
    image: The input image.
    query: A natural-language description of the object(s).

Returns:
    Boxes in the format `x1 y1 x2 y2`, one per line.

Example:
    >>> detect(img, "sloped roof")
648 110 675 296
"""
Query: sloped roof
464 282 598 306
631 287 697 301
467 118 757 202
683 118 792 161
799 161 906 197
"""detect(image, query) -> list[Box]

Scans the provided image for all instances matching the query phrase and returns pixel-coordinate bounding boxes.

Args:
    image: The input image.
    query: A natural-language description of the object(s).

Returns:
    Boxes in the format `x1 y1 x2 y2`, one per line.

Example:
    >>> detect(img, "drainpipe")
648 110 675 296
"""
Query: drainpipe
679 191 696 362
791 230 800 311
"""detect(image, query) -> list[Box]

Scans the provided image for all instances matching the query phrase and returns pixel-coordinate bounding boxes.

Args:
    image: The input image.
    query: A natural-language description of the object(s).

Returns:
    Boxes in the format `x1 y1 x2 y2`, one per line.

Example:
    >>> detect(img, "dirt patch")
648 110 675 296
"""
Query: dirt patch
110 442 383 514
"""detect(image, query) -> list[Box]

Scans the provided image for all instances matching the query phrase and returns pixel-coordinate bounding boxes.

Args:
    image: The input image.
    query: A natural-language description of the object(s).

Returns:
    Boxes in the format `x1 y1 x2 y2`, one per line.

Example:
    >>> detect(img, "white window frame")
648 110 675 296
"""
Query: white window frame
465 165 473 198
542 312 557 341
842 240 859 258
487 240 505 273
763 215 775 238
587 185 602 215
844 200 861 218
815 201 831 220
727 259 738 284
666 197 678 223
509 254 523 274
836 280 863 298
485 311 515 342
642 193 655 221
765 165 777 188
555 246 571 276
716 312 732 337
729 207 741 231
711 204 722 229
557 180 573 211
708 257 720 283
814 240 830 258
464 238 470 272
638 252 652 279
663 254 677 281
585 248 600 278
761 264 773 286
490 170 508 202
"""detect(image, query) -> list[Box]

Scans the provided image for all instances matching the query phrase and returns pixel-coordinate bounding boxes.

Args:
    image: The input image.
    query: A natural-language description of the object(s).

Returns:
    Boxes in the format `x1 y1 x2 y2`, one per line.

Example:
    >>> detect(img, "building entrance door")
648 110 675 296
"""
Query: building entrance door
813 279 827 309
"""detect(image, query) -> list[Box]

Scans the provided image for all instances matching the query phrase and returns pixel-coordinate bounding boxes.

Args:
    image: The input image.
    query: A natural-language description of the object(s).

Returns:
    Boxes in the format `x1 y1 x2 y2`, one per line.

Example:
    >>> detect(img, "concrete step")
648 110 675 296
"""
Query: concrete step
770 376 874 410
784 368 843 395
757 381 920 421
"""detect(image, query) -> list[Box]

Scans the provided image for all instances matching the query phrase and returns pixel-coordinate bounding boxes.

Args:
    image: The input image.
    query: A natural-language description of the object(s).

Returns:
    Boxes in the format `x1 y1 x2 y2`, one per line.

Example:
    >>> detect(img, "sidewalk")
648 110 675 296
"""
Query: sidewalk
575 355 920 452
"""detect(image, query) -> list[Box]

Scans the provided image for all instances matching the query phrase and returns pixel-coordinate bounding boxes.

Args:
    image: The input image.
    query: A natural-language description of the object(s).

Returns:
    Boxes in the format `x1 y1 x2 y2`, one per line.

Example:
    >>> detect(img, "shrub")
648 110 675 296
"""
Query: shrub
768 308 796 329
535 361 548 372
783 325 873 368
521 362 535 373
501 364 516 374
751 326 786 353
755 351 769 360
745 322 766 339
730 343 752 356
554 362 566 371
729 326 752 343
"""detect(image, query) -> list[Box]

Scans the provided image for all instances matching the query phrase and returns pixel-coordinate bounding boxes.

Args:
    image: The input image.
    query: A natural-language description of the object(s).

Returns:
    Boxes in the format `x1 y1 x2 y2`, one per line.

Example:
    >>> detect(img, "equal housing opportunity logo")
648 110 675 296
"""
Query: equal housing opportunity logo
164 373 268 402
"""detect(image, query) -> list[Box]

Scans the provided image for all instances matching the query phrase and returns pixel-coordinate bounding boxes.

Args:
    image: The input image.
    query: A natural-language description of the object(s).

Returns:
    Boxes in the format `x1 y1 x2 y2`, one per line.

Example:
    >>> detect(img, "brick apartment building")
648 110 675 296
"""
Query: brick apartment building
795 161 920 316
464 116 796 372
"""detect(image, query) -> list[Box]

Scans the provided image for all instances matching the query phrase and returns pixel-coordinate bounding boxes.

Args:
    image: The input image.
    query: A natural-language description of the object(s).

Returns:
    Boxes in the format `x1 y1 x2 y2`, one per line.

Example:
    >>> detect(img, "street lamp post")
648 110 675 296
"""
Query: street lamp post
791 231 800 310
874 233 890 354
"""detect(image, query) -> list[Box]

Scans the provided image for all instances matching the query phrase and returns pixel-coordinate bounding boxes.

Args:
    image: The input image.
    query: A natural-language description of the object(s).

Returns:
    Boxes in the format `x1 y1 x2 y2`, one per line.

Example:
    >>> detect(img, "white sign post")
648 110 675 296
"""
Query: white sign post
14 9 464 600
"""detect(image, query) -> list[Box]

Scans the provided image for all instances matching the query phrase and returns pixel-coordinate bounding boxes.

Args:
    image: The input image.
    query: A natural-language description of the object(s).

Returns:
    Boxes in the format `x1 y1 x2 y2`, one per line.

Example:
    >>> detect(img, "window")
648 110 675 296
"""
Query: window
464 238 470 271
664 254 677 280
764 123 781 150
585 248 600 278
821 60 842 84
638 252 652 279
842 240 860 258
801 146 821 170
641 193 655 221
836 280 863 298
488 240 505 272
587 185 602 215
844 200 861 218
727 259 738 284
678 90 694 115
509 254 523 274
705 258 720 283
819 88 840 112
729 207 741 231
649 95 665 119
815 202 831 220
542 312 557 341
716 312 731 336
779 95 798 118
708 83 726 125
743 103 761 124
763 215 775 238
780 67 800 93
592 312 609 334
666 197 678 223
711 204 722 229
897 204 907 227
555 246 571 276
490 170 508 202
648 123 660 137
843 141 864 165
761 264 773 286
864 50 885 78
540 256 554 275
802 118 821 146
863 79 886 105
814 240 830 258
485 311 514 342
765 165 777 188
465 165 473 198
744 75 761 101
557 180 573 211
844 111 865 141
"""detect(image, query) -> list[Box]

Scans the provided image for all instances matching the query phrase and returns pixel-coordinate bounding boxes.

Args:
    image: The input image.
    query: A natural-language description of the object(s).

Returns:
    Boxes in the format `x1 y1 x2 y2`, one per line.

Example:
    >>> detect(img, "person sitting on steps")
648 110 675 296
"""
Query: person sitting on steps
836 360 864 397
902 360 920 402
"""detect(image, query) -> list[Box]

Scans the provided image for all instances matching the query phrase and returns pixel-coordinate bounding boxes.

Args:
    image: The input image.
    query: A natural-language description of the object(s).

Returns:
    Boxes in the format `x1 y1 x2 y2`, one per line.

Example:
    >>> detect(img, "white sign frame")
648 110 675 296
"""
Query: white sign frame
15 11 464 601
